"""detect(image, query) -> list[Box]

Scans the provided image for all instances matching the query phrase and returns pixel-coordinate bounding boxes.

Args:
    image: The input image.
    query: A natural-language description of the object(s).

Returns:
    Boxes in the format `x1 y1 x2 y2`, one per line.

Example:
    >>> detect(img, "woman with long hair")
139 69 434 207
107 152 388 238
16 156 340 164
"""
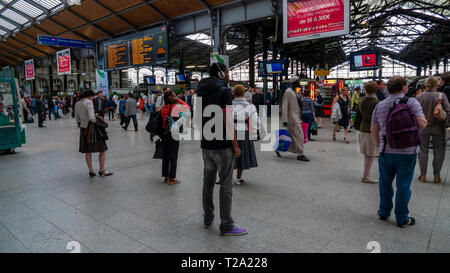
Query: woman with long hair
332 85 351 143
75 90 113 178
159 91 190 185
416 76 450 183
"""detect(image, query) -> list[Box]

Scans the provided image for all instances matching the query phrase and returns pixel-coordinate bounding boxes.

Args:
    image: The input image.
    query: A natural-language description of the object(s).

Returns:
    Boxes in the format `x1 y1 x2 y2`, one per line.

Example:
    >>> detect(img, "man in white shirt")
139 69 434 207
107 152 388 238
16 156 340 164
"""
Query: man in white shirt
112 92 119 117
245 87 253 103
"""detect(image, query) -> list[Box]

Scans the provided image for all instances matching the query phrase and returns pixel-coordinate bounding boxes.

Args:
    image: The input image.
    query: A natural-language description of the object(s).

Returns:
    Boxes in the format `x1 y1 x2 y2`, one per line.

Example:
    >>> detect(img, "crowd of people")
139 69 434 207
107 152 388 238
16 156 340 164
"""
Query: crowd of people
21 66 450 236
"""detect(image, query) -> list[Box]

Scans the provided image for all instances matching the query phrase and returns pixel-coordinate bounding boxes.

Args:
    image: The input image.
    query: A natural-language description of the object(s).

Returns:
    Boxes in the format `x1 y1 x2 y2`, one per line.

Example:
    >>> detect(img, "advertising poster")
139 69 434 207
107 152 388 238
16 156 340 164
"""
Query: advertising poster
283 0 350 43
56 48 71 75
96 68 108 93
24 59 35 81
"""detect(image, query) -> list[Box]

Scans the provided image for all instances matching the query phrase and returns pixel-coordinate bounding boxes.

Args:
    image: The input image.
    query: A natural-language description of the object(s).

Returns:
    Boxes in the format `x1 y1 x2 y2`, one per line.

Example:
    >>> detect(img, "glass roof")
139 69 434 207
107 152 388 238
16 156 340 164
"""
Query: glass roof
0 0 81 40
340 0 449 56
185 33 238 51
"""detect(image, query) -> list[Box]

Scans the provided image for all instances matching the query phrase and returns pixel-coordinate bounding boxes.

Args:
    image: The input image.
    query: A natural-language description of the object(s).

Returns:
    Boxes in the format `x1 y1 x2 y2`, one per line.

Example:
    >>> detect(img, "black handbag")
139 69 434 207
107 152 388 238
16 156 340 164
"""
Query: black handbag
153 139 164 159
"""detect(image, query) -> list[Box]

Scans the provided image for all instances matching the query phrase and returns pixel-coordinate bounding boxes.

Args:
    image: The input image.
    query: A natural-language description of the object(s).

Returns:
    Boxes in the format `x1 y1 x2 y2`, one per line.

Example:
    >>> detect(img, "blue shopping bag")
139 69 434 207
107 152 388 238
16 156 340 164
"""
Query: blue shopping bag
274 129 292 152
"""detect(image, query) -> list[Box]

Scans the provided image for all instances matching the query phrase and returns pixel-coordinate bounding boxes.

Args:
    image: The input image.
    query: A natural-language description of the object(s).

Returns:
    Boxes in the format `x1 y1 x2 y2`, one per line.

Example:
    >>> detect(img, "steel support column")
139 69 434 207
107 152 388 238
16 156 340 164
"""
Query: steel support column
248 25 256 88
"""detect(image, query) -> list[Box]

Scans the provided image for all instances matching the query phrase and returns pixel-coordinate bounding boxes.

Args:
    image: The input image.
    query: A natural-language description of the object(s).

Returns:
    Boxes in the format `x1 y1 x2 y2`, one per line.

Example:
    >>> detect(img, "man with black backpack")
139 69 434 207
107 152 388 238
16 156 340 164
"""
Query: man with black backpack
371 76 428 228
195 62 247 236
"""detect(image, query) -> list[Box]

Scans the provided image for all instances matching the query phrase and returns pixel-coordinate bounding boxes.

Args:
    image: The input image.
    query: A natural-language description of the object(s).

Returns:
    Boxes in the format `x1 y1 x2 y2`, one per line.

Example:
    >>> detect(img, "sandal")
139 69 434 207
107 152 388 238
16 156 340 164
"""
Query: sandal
168 179 180 185
98 170 113 177
236 179 245 185
89 171 96 178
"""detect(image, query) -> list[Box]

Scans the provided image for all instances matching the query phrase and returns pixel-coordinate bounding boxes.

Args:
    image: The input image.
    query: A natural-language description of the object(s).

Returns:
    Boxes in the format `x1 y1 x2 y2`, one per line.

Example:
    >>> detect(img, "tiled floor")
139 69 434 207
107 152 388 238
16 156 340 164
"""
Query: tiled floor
0 114 449 253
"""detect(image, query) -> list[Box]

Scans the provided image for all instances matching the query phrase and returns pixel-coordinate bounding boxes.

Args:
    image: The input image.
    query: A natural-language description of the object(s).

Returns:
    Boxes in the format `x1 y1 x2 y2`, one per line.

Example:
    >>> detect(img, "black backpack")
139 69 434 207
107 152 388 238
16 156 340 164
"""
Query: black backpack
145 111 163 137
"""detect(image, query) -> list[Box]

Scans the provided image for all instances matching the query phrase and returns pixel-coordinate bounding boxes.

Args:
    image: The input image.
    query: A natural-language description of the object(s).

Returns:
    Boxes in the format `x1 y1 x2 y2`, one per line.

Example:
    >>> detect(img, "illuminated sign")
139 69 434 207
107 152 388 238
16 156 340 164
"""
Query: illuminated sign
283 0 350 43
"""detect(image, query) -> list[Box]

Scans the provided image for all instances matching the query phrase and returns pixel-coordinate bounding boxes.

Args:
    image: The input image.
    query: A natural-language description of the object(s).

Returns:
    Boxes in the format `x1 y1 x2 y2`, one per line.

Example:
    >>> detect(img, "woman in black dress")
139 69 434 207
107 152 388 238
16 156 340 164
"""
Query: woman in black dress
75 90 113 177
332 85 351 143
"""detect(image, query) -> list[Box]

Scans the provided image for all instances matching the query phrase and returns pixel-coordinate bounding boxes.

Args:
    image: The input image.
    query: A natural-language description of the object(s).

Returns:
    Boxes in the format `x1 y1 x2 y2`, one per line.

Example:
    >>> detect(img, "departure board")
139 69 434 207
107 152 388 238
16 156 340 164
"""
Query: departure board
131 35 154 66
107 43 129 69
104 25 168 71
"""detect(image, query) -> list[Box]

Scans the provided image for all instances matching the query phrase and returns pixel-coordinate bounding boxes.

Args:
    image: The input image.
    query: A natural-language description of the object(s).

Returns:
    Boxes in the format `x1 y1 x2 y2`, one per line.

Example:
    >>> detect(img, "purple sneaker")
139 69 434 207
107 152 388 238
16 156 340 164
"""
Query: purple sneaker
221 225 248 236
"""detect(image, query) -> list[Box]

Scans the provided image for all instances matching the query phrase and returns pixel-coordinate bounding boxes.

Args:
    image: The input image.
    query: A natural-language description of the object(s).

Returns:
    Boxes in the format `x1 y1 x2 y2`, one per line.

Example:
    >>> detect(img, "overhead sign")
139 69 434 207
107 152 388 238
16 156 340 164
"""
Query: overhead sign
314 70 330 76
38 35 94 49
56 48 71 75
107 42 129 70
257 60 288 77
24 59 35 80
104 25 168 71
283 0 350 43
96 68 108 93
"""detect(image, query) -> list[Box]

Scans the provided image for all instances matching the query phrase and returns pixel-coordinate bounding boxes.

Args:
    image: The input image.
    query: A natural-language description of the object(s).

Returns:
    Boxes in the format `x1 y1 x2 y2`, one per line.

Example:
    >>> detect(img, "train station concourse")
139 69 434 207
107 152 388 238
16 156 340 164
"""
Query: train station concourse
0 0 449 261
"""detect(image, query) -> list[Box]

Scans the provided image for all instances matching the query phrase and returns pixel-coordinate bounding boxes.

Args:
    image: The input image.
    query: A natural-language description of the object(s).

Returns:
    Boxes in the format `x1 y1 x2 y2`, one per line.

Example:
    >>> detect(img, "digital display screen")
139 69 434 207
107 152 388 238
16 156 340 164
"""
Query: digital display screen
145 76 155 86
107 43 129 70
131 35 153 66
176 73 185 83
267 62 283 74
349 51 380 71
104 26 168 71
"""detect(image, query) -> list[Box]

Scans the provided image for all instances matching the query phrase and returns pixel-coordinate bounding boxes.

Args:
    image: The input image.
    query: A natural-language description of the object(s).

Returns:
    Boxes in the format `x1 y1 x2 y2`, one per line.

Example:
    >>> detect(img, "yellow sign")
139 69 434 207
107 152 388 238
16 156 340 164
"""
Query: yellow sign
314 70 330 76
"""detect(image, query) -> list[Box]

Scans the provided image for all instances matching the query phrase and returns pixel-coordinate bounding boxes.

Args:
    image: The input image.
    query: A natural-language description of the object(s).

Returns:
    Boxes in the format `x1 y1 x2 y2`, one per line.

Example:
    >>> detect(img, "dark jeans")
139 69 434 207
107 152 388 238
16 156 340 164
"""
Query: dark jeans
119 114 125 126
38 112 44 127
23 109 28 123
202 148 234 233
301 112 314 140
123 115 138 130
378 153 417 223
161 134 179 179
108 108 115 120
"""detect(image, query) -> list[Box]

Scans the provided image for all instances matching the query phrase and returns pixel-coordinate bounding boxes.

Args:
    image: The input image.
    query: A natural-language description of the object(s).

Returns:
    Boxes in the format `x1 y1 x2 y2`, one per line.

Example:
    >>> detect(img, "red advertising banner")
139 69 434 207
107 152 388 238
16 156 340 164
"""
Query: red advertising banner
283 0 350 43
57 48 71 75
24 59 35 80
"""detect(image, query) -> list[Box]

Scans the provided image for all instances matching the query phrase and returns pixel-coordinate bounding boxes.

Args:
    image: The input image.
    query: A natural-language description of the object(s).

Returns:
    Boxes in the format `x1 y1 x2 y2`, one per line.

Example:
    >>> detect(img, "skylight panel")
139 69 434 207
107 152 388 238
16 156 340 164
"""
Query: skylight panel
2 9 28 25
12 0 44 18
0 18 16 30
34 0 62 10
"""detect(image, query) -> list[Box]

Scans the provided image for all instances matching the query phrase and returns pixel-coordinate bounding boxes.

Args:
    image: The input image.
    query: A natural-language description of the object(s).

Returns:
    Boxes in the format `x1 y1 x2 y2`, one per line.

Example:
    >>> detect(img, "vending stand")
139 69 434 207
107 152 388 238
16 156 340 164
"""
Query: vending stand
0 68 25 153
317 79 345 116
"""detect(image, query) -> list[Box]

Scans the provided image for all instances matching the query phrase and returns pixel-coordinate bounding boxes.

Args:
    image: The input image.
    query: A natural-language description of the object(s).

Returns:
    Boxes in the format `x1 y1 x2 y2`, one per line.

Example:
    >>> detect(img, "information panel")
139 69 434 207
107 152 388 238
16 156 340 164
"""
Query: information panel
283 0 350 43
131 35 154 66
104 25 168 71
106 42 129 70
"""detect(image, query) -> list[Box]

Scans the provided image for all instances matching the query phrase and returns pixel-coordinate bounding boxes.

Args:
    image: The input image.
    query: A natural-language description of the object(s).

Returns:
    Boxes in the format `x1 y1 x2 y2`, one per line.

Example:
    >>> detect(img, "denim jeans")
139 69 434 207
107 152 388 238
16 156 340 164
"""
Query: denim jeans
301 112 314 140
202 148 234 233
378 153 417 223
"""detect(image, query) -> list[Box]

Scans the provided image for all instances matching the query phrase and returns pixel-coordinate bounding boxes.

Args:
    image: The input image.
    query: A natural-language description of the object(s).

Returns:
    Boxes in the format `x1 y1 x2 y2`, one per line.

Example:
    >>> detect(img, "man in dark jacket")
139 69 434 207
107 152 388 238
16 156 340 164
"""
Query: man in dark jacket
376 80 386 101
47 97 54 120
252 87 264 112
440 73 450 99
195 62 247 236
36 95 46 127
93 91 106 117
